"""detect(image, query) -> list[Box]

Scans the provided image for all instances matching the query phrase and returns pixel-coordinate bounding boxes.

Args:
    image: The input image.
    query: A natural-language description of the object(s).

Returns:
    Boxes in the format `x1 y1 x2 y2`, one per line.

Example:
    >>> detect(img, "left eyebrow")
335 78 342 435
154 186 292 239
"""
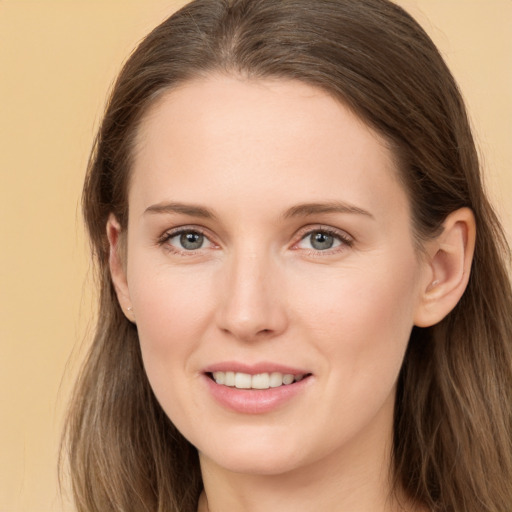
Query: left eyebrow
282 201 374 220
144 201 216 219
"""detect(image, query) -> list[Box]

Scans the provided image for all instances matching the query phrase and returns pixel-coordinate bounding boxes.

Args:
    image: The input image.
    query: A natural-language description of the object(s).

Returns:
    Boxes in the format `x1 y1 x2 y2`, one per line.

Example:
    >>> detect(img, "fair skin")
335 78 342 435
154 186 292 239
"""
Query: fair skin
108 75 475 512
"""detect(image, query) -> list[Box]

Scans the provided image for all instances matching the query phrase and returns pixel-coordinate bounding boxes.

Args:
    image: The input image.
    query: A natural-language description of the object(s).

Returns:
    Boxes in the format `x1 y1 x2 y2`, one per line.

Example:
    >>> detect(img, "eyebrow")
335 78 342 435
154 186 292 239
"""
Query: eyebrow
282 201 374 219
144 202 216 219
144 200 373 221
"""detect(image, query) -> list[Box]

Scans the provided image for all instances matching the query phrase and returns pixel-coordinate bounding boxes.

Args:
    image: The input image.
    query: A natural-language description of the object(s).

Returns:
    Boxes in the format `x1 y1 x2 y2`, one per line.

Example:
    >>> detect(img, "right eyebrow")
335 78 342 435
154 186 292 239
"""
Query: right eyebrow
144 201 216 219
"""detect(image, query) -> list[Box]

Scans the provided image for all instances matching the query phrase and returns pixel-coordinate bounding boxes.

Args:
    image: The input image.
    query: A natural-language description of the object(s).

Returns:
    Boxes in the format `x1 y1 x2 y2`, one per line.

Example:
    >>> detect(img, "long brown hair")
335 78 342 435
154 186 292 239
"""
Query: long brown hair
62 1 512 511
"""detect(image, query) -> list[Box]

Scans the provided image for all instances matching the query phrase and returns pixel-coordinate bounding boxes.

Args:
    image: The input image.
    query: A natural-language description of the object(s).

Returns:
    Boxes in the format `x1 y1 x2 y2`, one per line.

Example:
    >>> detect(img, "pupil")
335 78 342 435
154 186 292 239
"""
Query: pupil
180 232 204 250
311 232 334 250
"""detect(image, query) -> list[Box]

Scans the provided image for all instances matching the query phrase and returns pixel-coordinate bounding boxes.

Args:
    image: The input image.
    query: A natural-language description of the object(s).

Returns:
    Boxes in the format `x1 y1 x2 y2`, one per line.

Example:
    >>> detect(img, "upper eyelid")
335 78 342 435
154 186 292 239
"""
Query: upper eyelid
160 225 211 239
293 224 353 242
158 225 217 247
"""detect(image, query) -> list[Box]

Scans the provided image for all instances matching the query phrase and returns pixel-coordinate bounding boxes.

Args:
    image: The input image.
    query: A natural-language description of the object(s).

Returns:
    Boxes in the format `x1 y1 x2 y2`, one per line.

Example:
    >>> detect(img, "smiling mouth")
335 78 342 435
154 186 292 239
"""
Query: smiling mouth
207 371 311 390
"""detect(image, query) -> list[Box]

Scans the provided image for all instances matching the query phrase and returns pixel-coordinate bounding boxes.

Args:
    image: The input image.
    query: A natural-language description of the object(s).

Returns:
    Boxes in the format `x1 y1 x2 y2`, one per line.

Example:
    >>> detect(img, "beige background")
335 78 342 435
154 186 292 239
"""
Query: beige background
1 1 510 511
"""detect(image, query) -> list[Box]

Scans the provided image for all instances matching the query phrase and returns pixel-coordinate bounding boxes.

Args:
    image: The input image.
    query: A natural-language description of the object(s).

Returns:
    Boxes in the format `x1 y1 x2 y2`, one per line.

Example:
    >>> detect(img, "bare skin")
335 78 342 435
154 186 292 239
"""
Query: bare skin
108 75 475 512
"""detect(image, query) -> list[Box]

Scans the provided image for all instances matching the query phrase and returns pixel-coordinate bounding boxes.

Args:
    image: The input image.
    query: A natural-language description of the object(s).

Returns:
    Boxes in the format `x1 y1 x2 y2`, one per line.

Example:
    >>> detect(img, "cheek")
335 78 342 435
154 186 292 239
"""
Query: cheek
294 253 421 375
127 259 216 370
126 264 217 427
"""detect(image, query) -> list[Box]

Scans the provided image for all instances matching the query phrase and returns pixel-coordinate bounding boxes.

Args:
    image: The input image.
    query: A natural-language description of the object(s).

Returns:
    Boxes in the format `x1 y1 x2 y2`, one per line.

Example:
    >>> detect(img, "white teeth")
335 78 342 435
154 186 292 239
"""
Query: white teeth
212 371 225 385
251 373 270 389
211 371 306 389
269 372 283 388
235 372 252 389
225 371 235 386
282 374 295 385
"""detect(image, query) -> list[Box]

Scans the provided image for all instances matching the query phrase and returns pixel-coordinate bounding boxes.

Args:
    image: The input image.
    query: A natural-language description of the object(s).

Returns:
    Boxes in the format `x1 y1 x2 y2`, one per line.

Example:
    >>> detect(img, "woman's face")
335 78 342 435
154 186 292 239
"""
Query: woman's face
115 75 432 476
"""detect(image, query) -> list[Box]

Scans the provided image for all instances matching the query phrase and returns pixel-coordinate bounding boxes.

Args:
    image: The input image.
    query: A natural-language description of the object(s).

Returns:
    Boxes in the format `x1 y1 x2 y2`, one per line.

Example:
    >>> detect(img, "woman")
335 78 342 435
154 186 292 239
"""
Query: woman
63 1 512 511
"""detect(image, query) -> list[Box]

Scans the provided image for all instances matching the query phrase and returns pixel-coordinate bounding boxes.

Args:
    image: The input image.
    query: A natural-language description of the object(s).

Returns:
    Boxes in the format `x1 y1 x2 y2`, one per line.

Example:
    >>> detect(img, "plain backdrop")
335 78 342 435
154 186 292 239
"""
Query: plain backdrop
1 1 510 510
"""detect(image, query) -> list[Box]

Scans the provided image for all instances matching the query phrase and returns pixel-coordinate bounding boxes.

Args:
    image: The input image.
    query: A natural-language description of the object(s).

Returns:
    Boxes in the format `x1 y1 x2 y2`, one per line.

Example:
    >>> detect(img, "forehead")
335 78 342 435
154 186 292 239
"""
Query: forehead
135 75 391 160
130 75 407 222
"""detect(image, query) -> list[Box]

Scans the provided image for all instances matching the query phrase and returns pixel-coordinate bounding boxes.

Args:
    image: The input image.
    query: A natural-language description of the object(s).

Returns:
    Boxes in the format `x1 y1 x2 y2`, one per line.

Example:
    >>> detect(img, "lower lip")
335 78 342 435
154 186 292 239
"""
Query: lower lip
203 375 312 414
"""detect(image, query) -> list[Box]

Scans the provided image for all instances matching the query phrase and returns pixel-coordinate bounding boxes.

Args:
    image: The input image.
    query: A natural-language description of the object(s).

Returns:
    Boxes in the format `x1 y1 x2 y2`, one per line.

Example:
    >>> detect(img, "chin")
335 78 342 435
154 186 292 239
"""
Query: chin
205 450 304 476
197 433 309 476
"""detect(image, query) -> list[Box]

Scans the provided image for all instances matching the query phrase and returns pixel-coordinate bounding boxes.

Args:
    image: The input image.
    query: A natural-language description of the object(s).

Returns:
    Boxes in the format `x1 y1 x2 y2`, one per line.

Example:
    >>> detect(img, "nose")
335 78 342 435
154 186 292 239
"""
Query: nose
215 249 289 342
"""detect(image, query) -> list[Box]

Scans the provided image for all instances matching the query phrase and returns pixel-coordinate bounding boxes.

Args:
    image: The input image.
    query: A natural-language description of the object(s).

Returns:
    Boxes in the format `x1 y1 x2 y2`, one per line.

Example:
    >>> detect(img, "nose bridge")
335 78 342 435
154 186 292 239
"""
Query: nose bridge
216 244 287 340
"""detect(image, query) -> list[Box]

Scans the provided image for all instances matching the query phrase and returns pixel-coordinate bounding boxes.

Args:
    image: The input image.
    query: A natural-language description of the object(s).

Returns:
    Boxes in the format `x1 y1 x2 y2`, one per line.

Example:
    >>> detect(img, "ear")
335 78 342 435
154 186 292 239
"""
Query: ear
414 207 476 328
106 214 135 322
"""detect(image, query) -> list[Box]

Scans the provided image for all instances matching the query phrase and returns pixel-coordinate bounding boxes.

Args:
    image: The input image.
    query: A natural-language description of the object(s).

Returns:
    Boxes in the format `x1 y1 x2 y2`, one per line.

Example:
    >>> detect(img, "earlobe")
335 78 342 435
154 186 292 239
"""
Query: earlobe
414 207 476 328
106 214 136 322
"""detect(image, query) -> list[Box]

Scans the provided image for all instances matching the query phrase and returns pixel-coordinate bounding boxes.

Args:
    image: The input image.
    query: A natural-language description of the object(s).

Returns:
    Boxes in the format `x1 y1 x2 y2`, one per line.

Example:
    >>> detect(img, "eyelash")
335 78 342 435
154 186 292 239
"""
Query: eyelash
292 226 353 255
157 225 353 256
157 226 214 255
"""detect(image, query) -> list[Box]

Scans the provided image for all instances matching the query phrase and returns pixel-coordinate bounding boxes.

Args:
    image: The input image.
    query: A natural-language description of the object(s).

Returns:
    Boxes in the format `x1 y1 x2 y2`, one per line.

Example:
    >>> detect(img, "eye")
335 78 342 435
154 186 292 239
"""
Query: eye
295 228 352 252
160 228 215 252
299 231 340 251
177 231 205 250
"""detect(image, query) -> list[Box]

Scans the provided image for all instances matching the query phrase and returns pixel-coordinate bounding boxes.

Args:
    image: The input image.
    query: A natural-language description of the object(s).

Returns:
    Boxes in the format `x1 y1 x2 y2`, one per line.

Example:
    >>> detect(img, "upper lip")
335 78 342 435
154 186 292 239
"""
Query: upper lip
203 361 311 375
